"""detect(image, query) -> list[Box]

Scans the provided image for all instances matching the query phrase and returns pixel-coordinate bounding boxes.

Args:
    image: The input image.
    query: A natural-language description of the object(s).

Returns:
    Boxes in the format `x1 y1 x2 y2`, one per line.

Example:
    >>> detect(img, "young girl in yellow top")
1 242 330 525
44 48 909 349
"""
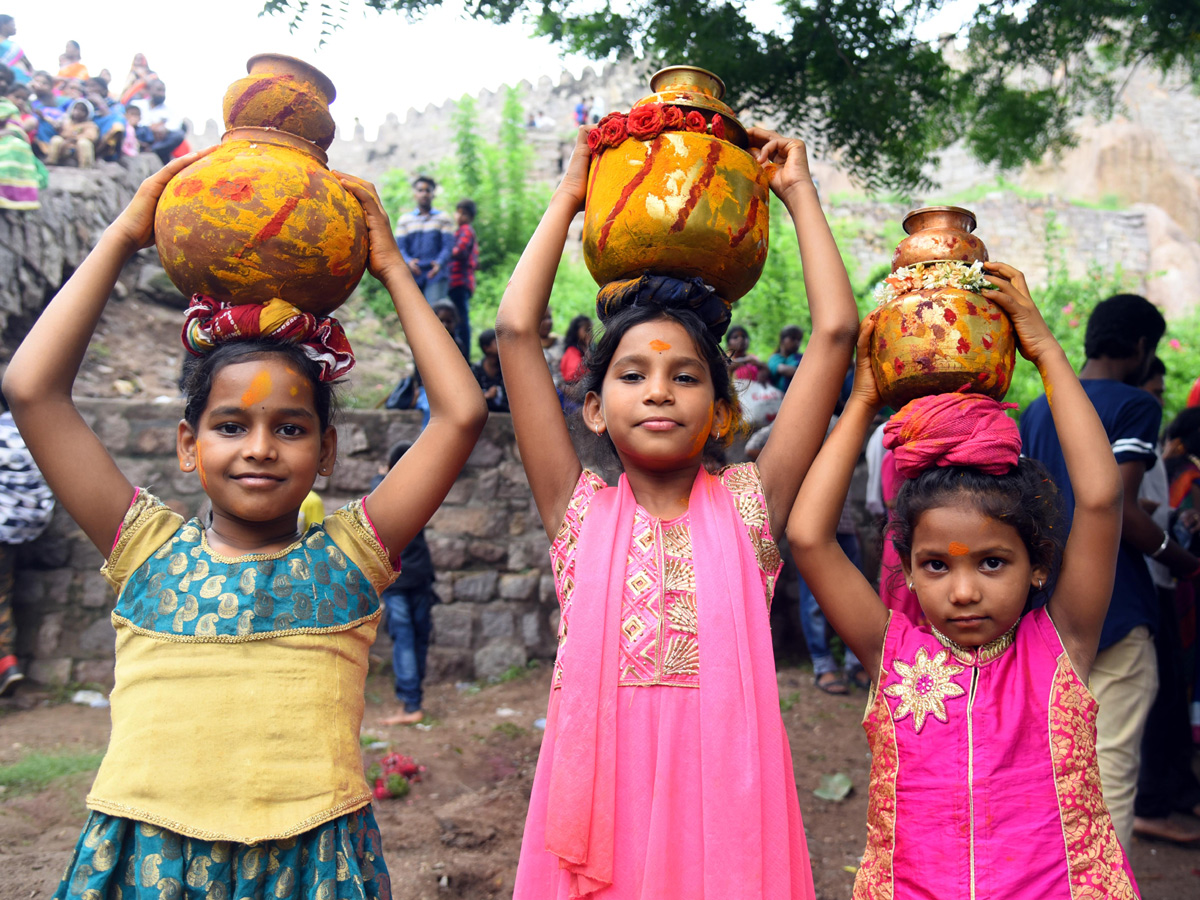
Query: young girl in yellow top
3 151 487 900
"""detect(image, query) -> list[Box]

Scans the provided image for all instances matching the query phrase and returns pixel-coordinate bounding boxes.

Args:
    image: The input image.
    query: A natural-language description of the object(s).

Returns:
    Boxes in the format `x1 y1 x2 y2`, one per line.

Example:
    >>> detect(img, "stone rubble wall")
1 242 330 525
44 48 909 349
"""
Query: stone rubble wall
11 401 558 687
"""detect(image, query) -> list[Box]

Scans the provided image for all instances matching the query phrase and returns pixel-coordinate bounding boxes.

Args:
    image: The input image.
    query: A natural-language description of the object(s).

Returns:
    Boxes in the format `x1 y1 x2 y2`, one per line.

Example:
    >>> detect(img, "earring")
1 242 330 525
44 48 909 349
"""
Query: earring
182 462 193 471
1038 579 1044 590
907 581 914 591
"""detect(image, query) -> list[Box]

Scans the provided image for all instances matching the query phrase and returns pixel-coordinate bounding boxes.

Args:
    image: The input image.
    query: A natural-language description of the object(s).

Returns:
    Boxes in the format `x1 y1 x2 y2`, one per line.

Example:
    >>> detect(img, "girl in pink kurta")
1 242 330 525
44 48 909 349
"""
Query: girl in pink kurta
789 263 1139 899
496 125 859 898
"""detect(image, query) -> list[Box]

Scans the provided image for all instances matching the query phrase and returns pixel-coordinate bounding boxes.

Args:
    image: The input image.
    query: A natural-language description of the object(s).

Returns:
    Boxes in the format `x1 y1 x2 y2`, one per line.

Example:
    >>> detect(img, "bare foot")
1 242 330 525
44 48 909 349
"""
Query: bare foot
380 708 425 726
1133 816 1200 846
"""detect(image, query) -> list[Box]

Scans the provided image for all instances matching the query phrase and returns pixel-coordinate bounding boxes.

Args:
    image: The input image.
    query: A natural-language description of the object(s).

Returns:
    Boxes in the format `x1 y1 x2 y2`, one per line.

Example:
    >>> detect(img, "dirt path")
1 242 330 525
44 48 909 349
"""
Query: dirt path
2 666 1198 899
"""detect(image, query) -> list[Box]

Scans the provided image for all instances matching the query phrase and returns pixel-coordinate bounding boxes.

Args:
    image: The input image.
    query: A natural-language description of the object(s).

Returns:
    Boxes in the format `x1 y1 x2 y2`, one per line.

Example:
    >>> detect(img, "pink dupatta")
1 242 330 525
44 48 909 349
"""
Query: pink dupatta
544 467 811 898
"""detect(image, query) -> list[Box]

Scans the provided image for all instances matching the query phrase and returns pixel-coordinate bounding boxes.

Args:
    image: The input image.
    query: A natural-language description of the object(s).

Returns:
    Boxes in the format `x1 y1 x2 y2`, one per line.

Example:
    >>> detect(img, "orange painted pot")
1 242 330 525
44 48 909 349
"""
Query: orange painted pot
870 287 1016 409
222 54 337 149
154 127 367 316
582 131 769 301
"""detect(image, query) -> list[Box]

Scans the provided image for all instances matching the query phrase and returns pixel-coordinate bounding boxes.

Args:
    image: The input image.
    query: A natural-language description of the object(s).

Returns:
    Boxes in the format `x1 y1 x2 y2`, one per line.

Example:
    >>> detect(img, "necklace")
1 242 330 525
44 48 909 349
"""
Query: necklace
930 622 1017 665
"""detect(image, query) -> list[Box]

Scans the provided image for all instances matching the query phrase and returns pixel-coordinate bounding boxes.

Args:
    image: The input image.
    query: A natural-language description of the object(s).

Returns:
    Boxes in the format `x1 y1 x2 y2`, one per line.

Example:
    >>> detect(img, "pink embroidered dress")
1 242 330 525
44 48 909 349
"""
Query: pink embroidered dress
855 607 1139 900
514 463 814 900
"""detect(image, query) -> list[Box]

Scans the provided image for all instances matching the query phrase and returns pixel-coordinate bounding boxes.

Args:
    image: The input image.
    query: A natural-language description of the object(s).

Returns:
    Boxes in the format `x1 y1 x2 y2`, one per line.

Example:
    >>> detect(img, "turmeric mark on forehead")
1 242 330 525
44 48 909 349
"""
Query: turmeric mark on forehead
649 340 671 352
241 370 272 406
948 541 970 556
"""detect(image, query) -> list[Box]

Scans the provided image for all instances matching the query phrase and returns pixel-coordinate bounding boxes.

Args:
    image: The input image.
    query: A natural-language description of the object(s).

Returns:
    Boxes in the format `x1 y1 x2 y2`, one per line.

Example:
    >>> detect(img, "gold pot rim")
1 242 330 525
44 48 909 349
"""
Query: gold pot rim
650 65 726 100
902 205 978 235
221 126 329 166
246 53 337 104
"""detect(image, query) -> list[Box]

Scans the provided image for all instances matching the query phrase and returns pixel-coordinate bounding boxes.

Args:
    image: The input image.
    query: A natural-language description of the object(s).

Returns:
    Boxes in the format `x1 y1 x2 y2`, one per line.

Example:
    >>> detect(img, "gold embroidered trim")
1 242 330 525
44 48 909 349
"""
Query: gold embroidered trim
334 501 394 577
85 792 372 843
200 528 308 563
666 594 698 634
661 635 700 676
553 679 700 690
111 608 382 643
932 623 1017 665
883 646 966 732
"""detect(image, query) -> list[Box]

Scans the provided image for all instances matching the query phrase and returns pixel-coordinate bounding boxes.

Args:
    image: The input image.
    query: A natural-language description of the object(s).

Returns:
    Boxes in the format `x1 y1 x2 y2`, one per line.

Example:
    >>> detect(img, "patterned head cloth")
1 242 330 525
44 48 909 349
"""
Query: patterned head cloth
181 295 355 381
595 274 732 343
883 391 1021 478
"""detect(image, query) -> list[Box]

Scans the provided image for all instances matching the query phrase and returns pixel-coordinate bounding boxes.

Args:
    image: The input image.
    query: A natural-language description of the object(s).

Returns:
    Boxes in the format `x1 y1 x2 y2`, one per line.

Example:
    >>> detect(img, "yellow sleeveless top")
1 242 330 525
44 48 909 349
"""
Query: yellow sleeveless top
85 490 396 843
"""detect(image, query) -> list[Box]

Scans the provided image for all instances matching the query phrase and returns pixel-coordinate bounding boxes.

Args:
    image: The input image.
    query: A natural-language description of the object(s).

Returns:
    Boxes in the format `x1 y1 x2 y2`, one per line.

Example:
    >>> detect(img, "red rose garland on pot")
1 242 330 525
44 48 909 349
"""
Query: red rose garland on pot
587 103 734 155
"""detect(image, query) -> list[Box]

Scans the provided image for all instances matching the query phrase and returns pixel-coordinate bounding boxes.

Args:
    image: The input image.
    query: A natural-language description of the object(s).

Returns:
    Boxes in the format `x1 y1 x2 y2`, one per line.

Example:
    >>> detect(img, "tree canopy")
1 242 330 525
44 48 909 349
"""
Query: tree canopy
262 0 1200 192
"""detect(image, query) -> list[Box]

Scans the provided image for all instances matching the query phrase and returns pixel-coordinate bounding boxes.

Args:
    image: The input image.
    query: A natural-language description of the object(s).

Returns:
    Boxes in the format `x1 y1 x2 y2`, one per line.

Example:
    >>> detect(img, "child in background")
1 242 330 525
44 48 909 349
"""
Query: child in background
559 314 592 384
768 324 803 391
372 442 437 727
448 198 478 352
499 125 859 898
3 151 487 899
472 328 508 412
46 99 97 168
121 103 141 156
788 262 1138 898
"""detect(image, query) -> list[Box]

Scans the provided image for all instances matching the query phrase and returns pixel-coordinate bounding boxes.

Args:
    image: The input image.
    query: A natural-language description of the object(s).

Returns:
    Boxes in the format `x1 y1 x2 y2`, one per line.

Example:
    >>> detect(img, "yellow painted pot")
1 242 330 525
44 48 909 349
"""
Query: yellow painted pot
582 131 769 301
870 287 1017 409
222 54 337 150
154 127 367 316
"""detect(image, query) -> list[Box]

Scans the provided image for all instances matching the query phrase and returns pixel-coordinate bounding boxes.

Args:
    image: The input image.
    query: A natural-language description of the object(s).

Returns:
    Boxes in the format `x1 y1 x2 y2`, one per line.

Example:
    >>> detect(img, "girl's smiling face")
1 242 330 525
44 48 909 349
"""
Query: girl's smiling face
177 357 336 542
904 500 1047 646
585 319 728 472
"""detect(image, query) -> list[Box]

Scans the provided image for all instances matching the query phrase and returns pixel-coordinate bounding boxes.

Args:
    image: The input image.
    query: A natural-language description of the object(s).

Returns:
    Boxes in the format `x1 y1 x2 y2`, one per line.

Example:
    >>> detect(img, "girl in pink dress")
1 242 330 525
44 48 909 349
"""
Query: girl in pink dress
496 126 859 899
789 263 1139 899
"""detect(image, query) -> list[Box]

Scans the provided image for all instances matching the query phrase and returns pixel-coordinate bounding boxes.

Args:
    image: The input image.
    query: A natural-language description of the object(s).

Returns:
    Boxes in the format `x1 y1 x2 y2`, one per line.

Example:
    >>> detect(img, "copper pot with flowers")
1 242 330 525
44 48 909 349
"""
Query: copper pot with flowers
582 66 770 304
869 207 1016 409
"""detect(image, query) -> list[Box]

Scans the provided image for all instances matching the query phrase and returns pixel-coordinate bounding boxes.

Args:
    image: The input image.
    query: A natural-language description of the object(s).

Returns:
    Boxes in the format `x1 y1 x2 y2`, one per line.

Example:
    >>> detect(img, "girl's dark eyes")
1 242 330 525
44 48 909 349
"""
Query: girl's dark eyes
921 559 948 573
214 422 243 435
981 557 1006 571
277 424 305 437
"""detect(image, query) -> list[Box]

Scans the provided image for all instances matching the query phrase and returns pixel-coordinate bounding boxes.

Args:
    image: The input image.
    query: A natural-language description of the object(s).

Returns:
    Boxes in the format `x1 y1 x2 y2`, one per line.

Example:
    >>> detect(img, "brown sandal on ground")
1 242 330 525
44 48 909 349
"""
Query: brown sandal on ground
1132 816 1200 847
815 671 849 695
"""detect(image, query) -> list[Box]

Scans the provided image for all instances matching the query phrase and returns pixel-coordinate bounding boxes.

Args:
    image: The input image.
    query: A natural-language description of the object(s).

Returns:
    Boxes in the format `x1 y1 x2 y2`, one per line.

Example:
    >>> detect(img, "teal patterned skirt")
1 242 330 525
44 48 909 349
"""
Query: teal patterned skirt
53 806 391 900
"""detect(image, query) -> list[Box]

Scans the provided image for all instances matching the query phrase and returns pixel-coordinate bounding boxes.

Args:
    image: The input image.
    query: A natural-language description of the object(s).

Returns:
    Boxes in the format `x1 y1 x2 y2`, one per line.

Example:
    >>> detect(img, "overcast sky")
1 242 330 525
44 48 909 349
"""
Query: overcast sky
13 0 976 140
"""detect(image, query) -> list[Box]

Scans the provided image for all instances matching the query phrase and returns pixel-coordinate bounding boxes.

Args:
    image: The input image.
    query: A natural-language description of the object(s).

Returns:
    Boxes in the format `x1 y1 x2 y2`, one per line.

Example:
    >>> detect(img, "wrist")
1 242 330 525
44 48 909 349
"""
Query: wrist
1150 530 1171 559
780 179 818 210
101 224 141 258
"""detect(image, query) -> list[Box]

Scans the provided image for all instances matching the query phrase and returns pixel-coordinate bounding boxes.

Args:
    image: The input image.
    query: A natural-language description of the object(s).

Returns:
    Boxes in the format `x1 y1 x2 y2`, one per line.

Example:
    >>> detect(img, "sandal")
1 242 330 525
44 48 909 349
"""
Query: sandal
815 672 849 695
849 667 872 691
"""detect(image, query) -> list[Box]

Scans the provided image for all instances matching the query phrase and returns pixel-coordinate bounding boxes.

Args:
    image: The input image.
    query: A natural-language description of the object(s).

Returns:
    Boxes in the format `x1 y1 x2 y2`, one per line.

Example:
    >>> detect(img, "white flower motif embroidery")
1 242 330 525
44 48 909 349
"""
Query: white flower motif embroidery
883 646 966 732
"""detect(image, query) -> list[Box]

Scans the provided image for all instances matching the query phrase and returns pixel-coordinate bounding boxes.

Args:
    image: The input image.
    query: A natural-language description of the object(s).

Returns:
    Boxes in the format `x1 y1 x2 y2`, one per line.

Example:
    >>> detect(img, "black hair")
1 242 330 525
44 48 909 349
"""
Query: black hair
777 324 803 348
431 299 458 325
456 198 477 219
572 304 743 462
726 324 749 344
1084 294 1165 361
66 40 80 54
1167 407 1200 457
1143 355 1166 381
181 341 336 431
889 460 1064 607
478 328 497 352
0 16 13 28
0 66 12 89
563 315 592 352
412 175 436 190
387 440 412 470
86 75 108 93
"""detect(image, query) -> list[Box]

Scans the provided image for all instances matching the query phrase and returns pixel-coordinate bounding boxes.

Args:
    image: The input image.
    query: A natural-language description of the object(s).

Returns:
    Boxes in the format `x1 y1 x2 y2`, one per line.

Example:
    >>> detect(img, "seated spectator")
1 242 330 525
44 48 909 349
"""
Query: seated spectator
45 99 98 168
121 104 142 156
56 41 88 81
560 314 592 384
119 53 156 105
83 76 125 161
725 324 767 382
28 70 64 156
133 79 186 164
0 96 46 209
0 16 32 84
6 83 36 138
472 329 509 412
767 324 803 391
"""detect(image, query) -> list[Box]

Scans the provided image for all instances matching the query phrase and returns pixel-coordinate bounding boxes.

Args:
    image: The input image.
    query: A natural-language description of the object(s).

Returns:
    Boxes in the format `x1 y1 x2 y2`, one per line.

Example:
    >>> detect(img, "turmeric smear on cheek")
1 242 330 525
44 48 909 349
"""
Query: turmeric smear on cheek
948 541 970 556
241 370 273 406
649 340 671 352
195 442 208 490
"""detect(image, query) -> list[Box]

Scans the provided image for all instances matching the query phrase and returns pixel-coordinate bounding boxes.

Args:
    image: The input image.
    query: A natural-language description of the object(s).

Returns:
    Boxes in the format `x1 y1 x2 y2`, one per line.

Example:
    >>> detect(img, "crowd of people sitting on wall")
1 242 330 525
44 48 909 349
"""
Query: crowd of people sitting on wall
0 15 189 209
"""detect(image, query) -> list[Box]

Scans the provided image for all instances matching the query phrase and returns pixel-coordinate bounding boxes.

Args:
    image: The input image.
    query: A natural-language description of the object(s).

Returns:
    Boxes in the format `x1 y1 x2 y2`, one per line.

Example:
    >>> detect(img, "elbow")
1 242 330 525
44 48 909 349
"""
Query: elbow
494 312 536 344
811 318 860 350
1 365 41 412
785 517 822 559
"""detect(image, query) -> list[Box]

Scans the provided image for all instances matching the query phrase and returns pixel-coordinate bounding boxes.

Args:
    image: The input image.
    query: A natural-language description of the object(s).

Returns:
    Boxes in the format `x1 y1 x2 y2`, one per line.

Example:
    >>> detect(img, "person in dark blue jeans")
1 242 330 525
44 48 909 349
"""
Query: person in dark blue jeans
372 441 437 726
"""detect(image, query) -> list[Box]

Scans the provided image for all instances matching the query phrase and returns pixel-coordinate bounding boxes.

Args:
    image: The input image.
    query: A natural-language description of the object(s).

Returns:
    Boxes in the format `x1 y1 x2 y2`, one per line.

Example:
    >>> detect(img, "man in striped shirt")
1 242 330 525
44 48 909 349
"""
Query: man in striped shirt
1021 293 1198 850
394 175 455 304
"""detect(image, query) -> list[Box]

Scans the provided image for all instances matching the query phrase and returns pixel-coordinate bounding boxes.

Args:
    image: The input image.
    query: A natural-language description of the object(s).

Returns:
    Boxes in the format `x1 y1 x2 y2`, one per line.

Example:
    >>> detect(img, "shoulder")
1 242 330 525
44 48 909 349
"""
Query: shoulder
101 490 186 591
323 499 397 594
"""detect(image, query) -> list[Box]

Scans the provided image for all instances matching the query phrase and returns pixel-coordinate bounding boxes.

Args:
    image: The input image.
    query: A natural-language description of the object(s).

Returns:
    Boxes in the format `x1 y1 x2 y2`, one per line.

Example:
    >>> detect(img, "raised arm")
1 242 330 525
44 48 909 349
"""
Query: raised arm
787 316 891 677
494 127 590 538
748 129 859 538
2 150 209 554
339 175 487 558
983 262 1122 679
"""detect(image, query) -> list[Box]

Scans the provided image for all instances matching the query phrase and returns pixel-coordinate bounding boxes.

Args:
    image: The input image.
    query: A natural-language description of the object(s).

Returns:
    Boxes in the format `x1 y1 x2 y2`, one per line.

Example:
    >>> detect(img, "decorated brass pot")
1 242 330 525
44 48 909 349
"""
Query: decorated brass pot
582 66 769 301
154 127 367 316
222 54 337 150
870 287 1016 409
892 206 988 270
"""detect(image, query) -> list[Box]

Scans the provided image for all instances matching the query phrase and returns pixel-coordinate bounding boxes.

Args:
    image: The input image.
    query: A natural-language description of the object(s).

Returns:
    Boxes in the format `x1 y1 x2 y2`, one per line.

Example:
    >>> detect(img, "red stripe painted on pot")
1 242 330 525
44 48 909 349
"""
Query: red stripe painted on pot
670 141 722 233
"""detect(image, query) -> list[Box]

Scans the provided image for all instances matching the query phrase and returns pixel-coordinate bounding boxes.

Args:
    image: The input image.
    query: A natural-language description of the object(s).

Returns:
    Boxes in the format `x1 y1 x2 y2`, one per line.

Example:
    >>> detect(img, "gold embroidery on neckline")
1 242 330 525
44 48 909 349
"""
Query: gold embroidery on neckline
931 623 1017 665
